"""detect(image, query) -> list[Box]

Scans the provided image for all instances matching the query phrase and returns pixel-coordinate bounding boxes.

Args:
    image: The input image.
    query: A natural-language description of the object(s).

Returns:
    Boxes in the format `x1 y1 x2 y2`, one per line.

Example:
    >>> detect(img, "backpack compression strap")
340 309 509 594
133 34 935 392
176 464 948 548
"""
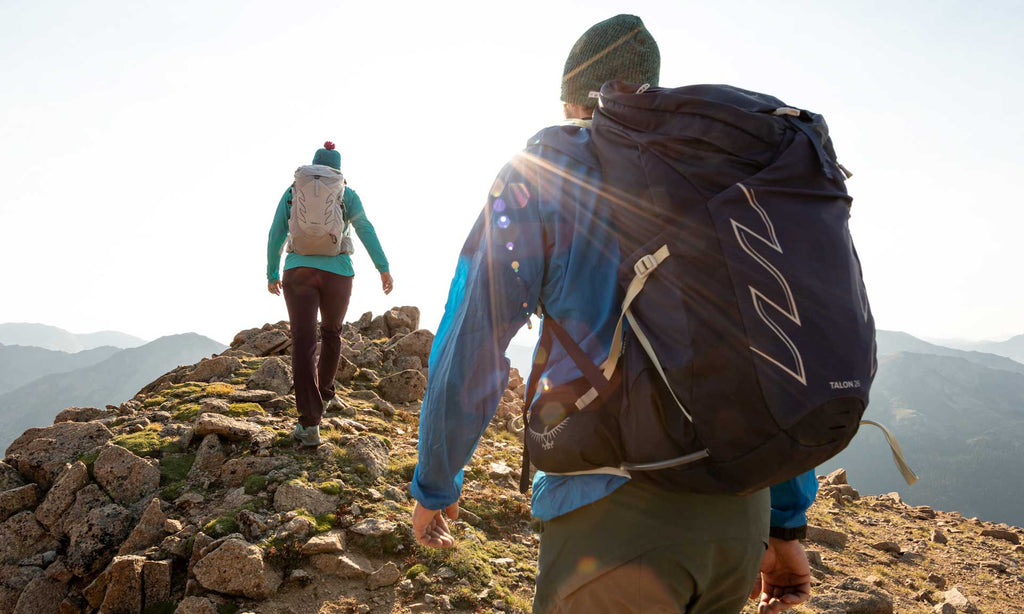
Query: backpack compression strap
577 244 695 427
860 420 918 485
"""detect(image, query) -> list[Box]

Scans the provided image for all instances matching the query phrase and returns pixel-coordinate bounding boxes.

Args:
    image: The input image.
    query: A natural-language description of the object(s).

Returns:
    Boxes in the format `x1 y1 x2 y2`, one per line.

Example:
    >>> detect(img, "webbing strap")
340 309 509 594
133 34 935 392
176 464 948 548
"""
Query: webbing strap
600 245 671 379
625 309 694 423
860 420 918 485
577 245 671 411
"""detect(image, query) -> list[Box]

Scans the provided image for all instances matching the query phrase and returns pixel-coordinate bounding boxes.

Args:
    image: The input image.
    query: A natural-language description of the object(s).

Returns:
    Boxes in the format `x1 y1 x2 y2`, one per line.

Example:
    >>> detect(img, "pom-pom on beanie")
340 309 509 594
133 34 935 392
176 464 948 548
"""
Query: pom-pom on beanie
312 141 341 170
561 14 660 108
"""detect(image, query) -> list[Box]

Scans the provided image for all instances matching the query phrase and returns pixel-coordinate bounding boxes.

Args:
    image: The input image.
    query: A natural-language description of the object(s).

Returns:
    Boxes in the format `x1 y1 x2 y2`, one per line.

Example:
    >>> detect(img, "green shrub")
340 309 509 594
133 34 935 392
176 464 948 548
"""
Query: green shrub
406 563 429 579
160 453 194 480
244 474 267 495
111 429 179 457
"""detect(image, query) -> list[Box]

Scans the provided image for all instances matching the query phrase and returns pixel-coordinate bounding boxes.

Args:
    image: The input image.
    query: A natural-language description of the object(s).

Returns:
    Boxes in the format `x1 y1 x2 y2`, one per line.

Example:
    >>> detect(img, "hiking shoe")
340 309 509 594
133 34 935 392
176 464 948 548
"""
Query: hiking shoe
323 395 348 414
292 423 322 447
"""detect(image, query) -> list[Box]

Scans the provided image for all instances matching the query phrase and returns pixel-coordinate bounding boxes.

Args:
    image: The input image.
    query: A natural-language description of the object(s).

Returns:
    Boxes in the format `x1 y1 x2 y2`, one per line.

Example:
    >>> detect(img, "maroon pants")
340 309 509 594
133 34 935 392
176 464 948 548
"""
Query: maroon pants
282 267 353 426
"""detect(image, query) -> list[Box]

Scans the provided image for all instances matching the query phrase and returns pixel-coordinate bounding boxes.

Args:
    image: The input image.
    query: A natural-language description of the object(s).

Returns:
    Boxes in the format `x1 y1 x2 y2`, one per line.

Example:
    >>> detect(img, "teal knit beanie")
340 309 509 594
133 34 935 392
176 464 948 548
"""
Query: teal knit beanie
561 14 660 108
312 141 341 170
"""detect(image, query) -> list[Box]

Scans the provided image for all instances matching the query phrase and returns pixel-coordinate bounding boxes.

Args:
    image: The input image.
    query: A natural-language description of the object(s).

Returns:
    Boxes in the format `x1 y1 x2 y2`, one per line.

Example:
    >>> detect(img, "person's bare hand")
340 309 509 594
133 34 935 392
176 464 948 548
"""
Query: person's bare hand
412 500 459 548
268 281 282 296
750 537 811 614
381 272 394 295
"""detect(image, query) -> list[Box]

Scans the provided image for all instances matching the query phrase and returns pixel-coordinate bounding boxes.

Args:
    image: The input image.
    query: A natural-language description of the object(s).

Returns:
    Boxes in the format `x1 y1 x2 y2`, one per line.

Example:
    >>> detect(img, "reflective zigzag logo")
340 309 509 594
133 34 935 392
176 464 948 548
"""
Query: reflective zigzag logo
732 184 807 386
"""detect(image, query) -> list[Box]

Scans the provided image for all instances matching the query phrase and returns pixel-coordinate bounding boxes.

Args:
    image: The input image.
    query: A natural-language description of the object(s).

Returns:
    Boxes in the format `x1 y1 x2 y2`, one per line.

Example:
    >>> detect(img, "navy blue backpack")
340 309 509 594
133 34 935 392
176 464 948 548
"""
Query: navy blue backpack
520 82 916 495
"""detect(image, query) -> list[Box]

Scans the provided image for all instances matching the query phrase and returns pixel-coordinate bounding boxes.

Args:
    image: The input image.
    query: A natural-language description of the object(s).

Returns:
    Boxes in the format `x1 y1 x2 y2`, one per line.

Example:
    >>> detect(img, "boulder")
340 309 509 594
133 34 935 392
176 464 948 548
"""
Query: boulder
66 504 134 575
219 456 292 488
228 389 277 403
806 525 849 548
189 356 243 382
0 511 58 564
54 406 116 423
93 445 160 506
143 559 172 604
57 483 111 538
367 561 403 590
335 354 358 383
13 577 66 614
246 356 293 394
943 587 978 612
5 422 112 487
99 555 145 613
378 369 427 403
981 528 1020 544
384 306 420 335
194 413 261 441
189 434 226 479
350 518 397 537
0 565 44 613
35 461 90 532
273 480 339 516
0 462 26 492
346 436 391 480
806 578 894 614
235 329 291 356
301 531 346 555
118 498 168 555
193 538 282 599
311 552 375 578
393 355 422 371
389 329 434 364
0 484 39 522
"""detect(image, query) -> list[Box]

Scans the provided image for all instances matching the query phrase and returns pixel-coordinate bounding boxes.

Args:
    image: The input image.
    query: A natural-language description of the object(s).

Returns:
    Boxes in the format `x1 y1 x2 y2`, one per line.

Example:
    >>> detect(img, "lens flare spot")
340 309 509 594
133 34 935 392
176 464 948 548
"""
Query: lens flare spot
493 198 507 213
539 401 564 425
490 176 506 198
497 215 511 229
539 376 551 392
511 261 520 273
506 242 515 251
509 183 530 208
576 556 598 575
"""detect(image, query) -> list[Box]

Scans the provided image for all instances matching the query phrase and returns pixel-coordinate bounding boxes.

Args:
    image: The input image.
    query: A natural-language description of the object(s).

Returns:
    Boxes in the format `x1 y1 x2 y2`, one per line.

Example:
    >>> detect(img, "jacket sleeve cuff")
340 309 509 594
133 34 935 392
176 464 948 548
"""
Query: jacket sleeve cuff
769 524 807 541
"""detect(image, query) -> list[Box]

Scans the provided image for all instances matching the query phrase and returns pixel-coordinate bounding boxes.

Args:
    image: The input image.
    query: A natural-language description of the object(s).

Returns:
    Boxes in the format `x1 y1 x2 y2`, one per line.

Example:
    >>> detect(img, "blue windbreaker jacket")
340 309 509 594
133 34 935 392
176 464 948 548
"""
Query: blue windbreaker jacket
412 121 817 525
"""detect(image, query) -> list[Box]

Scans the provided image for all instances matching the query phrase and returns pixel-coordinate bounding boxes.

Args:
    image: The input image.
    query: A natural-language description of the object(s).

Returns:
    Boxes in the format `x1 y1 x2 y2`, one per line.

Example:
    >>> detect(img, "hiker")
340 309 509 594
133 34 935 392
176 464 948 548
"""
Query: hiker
410 15 828 614
266 141 392 447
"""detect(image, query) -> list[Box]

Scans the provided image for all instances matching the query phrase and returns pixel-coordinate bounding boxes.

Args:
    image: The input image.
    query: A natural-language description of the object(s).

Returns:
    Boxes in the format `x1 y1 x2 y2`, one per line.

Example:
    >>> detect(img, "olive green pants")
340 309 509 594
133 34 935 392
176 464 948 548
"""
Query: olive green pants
533 480 770 614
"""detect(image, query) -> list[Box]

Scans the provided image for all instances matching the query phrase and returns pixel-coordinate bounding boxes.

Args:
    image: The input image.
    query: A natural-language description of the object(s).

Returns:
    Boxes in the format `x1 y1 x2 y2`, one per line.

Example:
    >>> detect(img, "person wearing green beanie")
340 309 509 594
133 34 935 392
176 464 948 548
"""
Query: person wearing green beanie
266 141 393 447
410 14 814 614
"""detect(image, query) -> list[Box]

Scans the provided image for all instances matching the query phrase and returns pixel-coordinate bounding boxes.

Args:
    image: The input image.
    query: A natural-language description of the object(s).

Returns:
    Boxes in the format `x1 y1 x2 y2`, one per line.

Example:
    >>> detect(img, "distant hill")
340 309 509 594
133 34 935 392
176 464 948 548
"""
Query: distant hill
821 351 1024 526
0 322 146 352
938 333 1024 365
876 329 1024 374
0 333 225 448
0 343 122 394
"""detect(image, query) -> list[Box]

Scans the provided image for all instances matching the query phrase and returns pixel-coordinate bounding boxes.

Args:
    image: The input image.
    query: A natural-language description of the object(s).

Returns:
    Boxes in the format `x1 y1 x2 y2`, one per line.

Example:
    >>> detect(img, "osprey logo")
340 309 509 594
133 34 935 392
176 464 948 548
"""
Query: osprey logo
732 184 807 386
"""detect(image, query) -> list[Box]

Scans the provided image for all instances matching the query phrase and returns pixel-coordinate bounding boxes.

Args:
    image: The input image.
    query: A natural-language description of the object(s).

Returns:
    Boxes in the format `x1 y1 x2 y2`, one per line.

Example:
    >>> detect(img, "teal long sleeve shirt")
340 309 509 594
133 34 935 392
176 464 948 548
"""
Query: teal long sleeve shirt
267 186 389 281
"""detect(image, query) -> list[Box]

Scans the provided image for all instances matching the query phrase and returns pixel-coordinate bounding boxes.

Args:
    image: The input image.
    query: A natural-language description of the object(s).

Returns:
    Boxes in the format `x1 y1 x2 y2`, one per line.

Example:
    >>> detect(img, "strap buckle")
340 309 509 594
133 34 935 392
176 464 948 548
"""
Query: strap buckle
634 254 660 278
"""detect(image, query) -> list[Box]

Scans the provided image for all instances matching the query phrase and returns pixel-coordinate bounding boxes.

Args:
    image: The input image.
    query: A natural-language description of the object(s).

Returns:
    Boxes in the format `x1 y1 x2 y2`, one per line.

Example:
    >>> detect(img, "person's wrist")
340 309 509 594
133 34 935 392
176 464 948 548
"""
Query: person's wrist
769 525 807 541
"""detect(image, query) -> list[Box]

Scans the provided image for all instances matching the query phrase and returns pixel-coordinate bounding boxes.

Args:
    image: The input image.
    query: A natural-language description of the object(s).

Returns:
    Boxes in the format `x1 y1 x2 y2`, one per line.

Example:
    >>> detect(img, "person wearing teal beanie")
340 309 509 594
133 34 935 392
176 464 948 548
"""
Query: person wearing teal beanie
410 14 815 614
266 141 393 447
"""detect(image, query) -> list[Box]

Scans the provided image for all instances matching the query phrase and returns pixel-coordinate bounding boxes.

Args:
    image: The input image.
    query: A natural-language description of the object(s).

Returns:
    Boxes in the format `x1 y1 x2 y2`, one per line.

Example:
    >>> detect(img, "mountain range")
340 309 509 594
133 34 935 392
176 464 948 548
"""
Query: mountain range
0 332 226 448
0 322 147 353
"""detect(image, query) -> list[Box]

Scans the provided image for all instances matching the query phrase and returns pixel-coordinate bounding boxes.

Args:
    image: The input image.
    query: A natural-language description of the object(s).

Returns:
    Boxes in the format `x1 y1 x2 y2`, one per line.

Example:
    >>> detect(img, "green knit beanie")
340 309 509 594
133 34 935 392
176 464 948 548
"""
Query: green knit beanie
561 14 660 108
312 141 341 170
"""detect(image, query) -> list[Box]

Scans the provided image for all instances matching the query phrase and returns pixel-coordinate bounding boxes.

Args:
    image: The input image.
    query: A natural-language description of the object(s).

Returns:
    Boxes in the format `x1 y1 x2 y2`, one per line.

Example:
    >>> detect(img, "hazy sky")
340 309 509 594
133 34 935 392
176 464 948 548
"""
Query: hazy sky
1 0 1021 346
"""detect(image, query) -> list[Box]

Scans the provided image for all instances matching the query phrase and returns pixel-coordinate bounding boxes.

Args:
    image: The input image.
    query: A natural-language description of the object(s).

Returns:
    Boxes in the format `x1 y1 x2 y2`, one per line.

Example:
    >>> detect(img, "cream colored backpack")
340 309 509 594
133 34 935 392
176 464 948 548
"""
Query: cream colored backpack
287 164 353 256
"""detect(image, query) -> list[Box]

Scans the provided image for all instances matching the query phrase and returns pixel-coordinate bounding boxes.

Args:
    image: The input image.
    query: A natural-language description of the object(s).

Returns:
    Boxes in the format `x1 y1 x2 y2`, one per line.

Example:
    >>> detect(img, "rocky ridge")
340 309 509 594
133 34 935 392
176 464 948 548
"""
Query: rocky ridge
0 306 1020 613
